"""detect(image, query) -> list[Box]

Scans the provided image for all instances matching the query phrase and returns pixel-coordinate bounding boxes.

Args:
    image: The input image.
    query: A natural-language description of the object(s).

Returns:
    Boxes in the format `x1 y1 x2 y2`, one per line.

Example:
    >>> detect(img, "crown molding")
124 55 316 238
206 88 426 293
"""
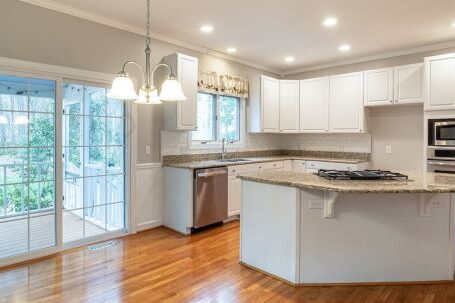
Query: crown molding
18 0 282 76
283 40 455 76
0 56 115 83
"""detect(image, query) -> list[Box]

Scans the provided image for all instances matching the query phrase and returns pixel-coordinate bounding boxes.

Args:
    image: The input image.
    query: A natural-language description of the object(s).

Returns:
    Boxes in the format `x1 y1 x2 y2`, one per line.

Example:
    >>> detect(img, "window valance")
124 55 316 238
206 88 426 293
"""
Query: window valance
198 71 249 99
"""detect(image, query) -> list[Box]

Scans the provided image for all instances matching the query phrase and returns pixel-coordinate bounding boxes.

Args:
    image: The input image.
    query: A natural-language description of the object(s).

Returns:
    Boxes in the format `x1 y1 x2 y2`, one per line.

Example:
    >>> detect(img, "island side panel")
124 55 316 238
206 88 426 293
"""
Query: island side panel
299 191 453 284
240 181 300 284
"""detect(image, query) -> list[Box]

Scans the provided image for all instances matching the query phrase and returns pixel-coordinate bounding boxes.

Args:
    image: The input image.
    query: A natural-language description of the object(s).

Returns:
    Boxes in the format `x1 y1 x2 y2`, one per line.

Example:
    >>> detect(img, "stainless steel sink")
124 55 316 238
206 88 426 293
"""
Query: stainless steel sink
217 158 250 163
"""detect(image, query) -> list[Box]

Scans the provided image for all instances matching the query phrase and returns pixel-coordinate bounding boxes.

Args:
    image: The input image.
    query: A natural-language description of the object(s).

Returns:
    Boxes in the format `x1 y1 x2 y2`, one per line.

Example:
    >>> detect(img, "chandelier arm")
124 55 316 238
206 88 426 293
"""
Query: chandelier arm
120 61 146 85
150 63 173 87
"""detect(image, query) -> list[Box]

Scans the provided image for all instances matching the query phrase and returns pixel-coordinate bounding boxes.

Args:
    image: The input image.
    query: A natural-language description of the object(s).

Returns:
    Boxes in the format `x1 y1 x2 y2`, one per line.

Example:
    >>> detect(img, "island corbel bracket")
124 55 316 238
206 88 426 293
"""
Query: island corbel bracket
419 193 437 217
323 191 339 218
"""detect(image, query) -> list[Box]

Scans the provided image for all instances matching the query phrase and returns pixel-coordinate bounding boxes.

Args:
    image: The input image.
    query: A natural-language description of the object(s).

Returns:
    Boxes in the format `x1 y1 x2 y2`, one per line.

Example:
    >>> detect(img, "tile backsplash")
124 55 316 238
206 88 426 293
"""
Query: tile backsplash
281 133 372 153
160 131 283 156
161 131 372 158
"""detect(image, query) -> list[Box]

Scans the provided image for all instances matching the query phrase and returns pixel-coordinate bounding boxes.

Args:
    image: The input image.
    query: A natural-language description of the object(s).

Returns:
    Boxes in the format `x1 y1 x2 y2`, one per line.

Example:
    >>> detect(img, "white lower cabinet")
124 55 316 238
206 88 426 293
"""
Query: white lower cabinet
228 177 242 217
304 160 368 174
228 161 285 217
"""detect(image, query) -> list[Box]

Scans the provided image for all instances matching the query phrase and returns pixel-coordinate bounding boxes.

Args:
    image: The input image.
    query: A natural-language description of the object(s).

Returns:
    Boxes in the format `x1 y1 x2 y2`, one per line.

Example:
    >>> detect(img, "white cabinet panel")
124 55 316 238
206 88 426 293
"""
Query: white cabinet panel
279 80 300 133
364 68 393 106
178 55 199 128
261 76 280 132
163 53 199 130
228 177 242 217
329 72 365 133
300 77 329 133
425 56 455 111
394 63 423 105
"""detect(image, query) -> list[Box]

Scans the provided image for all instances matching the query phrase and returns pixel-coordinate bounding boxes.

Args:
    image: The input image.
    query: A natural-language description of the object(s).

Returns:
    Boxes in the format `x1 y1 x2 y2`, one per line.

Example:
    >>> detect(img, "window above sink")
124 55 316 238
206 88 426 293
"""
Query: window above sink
189 93 245 150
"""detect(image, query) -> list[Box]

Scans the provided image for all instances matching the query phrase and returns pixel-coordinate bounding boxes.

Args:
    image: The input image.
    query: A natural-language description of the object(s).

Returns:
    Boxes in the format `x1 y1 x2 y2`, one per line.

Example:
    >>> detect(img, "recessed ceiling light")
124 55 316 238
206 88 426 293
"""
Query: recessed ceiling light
452 21 455 28
338 44 351 52
200 25 214 33
323 17 338 27
284 56 295 63
227 47 237 53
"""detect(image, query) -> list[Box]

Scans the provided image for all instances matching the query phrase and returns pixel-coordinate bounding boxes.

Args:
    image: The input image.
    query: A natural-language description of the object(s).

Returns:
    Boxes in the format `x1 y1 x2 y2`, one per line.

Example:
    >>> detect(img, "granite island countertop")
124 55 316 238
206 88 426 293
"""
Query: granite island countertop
163 156 368 170
238 171 455 193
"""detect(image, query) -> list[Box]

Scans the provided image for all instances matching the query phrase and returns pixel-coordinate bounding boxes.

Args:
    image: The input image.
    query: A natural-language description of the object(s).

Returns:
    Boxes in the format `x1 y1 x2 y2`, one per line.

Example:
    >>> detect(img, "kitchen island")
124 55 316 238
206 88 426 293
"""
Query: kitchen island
238 171 455 285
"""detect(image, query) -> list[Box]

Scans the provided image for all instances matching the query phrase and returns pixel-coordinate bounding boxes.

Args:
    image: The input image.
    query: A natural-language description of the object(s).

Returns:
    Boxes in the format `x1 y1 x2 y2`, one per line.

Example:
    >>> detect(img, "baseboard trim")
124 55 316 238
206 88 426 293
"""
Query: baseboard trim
136 220 163 232
239 261 454 287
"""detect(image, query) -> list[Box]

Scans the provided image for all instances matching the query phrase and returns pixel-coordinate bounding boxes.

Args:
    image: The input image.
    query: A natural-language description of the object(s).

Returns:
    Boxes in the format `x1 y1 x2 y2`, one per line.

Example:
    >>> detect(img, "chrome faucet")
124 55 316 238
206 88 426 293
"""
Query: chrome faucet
221 138 227 160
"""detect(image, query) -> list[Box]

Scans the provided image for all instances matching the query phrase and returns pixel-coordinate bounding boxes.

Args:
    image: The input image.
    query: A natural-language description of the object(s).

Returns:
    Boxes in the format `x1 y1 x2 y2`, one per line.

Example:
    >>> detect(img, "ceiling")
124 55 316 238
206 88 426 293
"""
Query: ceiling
20 0 455 74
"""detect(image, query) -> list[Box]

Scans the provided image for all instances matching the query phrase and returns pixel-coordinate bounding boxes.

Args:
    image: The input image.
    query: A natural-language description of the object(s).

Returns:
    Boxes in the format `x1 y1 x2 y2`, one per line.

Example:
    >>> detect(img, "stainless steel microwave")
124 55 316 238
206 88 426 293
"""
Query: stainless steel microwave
429 119 455 146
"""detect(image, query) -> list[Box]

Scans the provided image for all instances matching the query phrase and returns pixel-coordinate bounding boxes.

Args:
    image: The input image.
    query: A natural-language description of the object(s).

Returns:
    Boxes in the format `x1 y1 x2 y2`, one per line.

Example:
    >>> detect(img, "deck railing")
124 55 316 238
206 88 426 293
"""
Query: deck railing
1 163 123 230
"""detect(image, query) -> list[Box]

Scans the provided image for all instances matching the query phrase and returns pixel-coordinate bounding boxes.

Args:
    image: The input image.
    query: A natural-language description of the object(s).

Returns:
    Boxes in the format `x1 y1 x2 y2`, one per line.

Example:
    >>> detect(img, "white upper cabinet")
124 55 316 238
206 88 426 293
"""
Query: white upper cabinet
394 63 423 105
329 72 365 133
364 68 394 106
162 53 199 131
364 64 423 107
425 54 455 111
279 80 300 133
261 76 280 133
299 77 329 133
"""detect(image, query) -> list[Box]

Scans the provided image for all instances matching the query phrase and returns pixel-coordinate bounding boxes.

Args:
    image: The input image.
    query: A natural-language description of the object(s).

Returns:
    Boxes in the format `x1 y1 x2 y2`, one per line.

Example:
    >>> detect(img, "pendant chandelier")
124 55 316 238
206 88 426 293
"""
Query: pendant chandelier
107 0 186 104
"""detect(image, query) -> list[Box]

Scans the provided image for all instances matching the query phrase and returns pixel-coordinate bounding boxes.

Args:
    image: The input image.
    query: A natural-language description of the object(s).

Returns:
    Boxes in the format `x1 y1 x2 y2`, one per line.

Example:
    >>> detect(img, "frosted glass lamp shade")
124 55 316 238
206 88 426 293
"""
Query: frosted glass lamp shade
159 78 187 101
0 115 8 124
107 74 138 100
14 116 29 125
135 85 162 104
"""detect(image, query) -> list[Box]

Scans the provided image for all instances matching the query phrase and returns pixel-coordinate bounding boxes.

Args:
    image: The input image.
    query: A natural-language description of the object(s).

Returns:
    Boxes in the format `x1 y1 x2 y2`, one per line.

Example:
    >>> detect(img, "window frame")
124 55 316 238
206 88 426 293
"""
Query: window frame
189 93 245 150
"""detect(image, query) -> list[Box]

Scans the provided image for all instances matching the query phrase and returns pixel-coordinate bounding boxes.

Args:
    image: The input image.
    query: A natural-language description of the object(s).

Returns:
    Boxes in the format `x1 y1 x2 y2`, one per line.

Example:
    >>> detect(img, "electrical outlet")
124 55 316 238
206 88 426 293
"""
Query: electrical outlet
310 199 324 209
385 145 392 154
145 145 151 156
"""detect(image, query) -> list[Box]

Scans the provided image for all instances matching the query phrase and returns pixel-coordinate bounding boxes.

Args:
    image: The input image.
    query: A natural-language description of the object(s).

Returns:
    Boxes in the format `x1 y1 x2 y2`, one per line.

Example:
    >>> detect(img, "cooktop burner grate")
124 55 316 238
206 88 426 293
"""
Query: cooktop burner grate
316 169 409 181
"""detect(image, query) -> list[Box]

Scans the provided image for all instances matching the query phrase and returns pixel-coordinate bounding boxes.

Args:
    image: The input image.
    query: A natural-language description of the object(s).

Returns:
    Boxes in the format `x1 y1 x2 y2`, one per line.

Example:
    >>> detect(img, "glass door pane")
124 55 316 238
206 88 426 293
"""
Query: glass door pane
62 83 126 244
0 74 56 259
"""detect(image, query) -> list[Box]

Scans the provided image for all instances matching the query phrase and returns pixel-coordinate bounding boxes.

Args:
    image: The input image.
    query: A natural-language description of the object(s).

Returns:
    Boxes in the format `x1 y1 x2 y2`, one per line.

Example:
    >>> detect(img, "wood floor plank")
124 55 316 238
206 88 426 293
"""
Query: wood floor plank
1 221 455 302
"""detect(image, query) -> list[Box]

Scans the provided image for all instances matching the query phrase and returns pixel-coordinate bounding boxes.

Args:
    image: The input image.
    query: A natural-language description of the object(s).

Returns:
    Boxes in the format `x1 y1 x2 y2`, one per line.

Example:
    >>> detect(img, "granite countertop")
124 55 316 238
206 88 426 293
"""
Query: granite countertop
163 156 368 169
238 171 455 193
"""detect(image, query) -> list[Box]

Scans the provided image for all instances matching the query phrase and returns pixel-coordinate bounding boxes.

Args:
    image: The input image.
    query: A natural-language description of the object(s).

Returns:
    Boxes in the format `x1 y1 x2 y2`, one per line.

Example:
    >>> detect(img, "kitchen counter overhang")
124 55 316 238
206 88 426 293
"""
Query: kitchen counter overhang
238 171 455 194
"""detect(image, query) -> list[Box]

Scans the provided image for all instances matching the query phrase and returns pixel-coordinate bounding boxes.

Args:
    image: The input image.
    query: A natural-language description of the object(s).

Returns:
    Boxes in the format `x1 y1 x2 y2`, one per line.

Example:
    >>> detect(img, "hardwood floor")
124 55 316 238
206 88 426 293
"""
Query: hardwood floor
1 221 455 303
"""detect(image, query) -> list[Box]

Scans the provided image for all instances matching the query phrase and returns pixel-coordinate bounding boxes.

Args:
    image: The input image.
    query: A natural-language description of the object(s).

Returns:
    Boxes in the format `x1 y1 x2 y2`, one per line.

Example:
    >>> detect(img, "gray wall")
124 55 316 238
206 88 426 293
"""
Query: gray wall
0 0 279 163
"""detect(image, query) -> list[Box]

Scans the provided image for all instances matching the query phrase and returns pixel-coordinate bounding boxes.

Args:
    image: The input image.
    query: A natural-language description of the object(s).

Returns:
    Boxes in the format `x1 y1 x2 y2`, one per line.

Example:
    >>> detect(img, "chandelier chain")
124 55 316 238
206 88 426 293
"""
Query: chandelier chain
146 0 151 45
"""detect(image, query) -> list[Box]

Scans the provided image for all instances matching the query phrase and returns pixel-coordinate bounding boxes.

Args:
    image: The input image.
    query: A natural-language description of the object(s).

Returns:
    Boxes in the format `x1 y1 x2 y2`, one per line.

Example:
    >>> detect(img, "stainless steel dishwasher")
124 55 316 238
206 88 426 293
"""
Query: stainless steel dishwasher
193 167 228 229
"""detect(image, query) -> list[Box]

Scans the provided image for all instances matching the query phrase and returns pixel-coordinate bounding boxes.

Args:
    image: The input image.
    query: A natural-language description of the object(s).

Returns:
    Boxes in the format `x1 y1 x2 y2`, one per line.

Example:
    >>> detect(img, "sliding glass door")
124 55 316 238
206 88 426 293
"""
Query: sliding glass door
0 73 128 263
62 83 126 244
0 74 57 259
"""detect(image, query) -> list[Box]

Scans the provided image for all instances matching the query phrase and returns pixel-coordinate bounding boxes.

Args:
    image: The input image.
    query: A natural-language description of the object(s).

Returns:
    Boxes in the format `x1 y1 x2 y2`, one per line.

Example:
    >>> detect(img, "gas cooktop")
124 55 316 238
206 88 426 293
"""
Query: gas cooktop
316 170 409 181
